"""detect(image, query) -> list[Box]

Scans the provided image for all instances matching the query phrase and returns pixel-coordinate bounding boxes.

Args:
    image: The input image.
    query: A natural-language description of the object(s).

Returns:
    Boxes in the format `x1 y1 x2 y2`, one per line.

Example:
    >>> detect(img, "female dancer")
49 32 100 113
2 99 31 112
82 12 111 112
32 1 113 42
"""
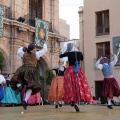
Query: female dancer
48 59 65 108
59 44 93 112
10 40 47 110
1 74 21 106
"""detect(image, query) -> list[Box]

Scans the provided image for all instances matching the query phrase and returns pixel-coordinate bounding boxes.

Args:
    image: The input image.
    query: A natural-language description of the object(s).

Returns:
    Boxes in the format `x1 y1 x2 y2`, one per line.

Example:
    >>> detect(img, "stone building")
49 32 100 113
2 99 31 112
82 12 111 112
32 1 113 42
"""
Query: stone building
0 0 69 76
78 0 120 103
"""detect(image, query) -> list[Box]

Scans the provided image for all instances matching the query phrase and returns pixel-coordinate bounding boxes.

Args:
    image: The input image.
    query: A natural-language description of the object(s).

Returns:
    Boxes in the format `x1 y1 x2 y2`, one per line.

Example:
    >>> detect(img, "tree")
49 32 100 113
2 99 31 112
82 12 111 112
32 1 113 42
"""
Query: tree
0 52 4 70
44 69 55 85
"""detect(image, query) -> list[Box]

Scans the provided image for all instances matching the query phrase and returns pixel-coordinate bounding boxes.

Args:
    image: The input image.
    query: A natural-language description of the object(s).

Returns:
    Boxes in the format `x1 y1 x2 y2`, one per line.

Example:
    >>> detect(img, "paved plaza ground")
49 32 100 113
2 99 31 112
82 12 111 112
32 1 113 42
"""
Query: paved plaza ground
0 105 120 120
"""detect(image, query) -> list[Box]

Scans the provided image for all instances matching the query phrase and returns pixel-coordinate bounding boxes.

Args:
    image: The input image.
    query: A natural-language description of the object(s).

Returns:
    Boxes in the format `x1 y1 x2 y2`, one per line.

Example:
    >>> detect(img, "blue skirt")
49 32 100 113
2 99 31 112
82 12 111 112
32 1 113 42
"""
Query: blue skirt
1 86 21 104
0 86 4 101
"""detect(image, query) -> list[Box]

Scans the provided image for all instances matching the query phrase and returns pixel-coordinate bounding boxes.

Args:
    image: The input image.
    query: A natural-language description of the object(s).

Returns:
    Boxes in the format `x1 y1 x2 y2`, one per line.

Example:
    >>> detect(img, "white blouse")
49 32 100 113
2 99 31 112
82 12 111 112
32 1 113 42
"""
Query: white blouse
0 74 6 84
17 44 47 60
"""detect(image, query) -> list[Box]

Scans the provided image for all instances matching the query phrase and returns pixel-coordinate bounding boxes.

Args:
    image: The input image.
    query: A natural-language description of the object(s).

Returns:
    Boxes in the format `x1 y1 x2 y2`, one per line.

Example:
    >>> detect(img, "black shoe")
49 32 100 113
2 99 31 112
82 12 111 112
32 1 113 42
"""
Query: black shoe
59 104 62 107
111 100 115 106
107 105 113 109
15 86 22 95
55 105 58 108
74 104 80 112
22 101 27 110
71 101 75 107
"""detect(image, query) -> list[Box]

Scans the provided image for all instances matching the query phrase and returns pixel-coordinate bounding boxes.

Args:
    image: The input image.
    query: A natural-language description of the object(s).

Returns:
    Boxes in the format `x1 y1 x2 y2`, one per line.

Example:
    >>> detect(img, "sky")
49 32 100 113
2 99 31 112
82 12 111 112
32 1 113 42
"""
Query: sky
59 0 83 39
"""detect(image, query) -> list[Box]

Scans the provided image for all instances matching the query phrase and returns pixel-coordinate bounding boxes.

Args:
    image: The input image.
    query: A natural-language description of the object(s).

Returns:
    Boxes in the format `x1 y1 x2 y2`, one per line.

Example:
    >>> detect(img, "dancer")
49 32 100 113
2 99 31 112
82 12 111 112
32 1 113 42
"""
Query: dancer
10 39 47 110
0 69 6 101
95 54 120 109
59 44 93 112
48 59 65 108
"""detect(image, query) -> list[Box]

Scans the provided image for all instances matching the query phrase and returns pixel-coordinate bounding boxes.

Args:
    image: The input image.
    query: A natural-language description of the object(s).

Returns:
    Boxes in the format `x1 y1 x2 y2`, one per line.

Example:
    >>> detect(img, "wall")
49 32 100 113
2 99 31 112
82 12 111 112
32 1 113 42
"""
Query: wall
84 0 120 96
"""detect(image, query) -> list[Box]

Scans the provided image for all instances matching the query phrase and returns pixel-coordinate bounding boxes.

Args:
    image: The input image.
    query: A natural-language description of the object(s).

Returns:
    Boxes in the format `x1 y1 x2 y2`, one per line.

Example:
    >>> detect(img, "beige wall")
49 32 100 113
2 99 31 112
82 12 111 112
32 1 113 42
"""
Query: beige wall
59 18 70 39
83 0 120 96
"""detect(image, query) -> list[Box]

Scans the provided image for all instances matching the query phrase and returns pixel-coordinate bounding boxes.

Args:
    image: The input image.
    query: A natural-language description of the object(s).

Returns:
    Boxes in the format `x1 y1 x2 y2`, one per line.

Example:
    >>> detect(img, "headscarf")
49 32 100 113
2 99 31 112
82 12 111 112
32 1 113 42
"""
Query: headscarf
65 43 78 52
70 44 78 52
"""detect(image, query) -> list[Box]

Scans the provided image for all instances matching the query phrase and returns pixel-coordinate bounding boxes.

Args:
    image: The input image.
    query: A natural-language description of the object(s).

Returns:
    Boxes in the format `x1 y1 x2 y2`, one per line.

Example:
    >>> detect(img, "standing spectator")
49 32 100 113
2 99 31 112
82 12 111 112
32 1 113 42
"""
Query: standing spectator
0 69 6 101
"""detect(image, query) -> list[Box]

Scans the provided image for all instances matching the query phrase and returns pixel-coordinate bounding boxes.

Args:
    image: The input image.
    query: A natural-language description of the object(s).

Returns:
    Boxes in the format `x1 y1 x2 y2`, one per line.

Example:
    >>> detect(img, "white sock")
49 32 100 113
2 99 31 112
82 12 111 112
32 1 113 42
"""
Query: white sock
24 89 32 102
17 83 22 88
108 98 112 105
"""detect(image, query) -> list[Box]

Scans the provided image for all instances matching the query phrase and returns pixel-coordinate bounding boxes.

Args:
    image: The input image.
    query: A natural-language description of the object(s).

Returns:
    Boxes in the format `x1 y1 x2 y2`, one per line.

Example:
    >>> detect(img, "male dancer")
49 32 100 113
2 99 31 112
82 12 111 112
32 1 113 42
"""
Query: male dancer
95 54 120 109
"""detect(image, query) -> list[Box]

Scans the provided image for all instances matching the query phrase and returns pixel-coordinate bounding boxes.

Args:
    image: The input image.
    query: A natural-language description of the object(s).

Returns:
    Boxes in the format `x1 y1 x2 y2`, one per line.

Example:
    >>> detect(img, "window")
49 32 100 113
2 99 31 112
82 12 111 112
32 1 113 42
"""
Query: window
96 42 110 59
96 10 110 36
29 0 42 27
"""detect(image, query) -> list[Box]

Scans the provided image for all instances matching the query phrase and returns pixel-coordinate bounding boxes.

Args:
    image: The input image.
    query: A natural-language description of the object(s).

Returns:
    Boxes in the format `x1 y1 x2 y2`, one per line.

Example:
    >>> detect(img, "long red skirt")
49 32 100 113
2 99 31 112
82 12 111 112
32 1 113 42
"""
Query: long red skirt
64 66 93 103
102 77 120 99
48 76 64 102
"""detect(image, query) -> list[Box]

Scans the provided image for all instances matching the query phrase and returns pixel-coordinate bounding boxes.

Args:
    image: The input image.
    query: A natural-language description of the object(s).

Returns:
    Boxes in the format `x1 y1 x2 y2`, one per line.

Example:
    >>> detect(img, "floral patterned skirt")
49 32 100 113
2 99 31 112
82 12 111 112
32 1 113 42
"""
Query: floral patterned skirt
64 66 93 103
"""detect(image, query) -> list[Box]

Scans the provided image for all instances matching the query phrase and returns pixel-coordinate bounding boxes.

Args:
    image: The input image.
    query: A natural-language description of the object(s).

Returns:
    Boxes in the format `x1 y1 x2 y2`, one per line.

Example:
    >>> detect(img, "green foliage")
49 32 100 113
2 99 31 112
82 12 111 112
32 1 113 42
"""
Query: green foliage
44 68 55 85
0 52 4 70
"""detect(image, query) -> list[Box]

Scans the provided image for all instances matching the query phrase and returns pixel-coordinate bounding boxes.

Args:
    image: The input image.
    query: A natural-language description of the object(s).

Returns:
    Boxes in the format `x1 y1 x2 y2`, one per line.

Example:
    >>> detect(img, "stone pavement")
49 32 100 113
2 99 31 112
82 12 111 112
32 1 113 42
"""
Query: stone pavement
0 105 120 120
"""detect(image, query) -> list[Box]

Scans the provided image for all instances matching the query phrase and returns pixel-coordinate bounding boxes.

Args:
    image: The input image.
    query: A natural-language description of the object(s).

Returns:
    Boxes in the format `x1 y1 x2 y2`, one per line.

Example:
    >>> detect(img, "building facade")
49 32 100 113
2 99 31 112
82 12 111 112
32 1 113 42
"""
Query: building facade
79 0 120 102
0 0 70 74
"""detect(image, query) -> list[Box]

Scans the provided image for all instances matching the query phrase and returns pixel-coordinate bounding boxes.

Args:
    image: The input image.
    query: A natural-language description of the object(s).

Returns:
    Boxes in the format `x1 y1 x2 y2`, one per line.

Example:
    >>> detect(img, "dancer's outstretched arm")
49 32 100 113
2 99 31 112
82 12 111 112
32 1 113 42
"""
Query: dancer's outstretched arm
95 56 103 70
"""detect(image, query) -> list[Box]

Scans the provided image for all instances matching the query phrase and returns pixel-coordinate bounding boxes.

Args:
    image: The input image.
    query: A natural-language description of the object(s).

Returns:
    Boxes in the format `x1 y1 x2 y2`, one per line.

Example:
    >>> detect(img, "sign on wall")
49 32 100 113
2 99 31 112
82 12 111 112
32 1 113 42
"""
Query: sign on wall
35 18 49 47
112 36 120 66
0 4 4 38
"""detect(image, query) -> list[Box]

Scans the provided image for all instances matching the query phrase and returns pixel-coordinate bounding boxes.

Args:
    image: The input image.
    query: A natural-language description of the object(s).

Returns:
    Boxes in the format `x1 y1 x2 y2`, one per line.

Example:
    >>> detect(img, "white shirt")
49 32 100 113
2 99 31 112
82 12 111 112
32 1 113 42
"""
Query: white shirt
17 44 47 60
0 74 6 84
57 66 65 71
95 54 118 70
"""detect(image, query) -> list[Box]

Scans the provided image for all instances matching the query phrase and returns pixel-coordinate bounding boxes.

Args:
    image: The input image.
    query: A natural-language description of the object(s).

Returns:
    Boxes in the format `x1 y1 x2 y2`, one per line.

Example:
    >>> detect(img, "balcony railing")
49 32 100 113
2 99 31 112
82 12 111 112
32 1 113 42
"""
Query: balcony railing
4 6 53 33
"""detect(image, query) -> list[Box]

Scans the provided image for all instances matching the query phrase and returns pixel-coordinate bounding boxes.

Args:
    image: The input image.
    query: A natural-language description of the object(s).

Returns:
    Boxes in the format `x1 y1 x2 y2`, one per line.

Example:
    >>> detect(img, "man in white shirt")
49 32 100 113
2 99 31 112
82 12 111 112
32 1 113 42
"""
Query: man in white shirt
95 54 120 109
